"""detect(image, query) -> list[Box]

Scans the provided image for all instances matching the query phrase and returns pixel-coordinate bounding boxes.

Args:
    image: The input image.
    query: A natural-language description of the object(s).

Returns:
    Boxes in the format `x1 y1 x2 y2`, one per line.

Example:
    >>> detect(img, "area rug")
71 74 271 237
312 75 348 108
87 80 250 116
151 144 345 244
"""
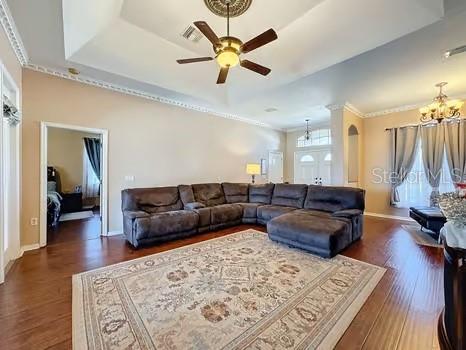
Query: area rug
59 210 94 222
401 224 442 248
73 230 385 350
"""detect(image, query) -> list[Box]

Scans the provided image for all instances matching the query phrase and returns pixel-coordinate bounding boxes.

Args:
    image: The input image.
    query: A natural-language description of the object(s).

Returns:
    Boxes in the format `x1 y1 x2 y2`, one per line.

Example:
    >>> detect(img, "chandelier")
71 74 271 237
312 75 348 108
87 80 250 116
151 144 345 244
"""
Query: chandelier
419 82 463 123
304 119 310 140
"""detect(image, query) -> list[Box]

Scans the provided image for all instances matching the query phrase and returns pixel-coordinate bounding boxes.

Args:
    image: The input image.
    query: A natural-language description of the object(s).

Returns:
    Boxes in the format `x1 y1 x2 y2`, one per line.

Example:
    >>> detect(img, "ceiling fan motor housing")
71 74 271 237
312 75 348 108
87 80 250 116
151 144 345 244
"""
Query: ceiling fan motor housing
215 36 243 68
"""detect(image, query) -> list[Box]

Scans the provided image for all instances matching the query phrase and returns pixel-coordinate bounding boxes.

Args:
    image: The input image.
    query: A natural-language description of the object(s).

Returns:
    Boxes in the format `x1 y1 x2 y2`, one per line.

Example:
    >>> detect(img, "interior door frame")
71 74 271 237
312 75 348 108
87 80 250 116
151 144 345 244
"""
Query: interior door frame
268 151 284 183
0 60 21 284
39 122 109 247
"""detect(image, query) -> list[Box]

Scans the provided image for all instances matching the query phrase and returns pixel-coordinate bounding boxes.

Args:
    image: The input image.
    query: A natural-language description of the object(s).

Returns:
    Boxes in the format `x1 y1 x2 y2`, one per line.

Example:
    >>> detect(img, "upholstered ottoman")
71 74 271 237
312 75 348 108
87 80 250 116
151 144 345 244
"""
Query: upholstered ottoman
409 206 446 238
267 211 352 258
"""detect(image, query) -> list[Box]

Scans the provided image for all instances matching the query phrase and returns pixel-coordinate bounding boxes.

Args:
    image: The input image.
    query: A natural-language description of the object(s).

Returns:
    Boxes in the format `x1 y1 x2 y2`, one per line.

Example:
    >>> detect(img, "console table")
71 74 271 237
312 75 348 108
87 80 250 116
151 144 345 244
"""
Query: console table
438 224 466 350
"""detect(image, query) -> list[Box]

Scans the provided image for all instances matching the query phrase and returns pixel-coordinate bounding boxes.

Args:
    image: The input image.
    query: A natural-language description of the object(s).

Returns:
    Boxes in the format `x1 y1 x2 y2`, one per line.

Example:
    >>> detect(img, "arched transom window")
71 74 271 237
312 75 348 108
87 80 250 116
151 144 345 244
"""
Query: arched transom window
296 128 332 147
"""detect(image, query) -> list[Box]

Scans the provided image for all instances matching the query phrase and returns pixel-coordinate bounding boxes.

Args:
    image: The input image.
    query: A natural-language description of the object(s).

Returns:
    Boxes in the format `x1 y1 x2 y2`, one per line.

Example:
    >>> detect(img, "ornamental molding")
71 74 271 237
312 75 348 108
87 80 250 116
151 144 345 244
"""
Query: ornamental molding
0 0 28 65
25 63 276 129
204 0 253 18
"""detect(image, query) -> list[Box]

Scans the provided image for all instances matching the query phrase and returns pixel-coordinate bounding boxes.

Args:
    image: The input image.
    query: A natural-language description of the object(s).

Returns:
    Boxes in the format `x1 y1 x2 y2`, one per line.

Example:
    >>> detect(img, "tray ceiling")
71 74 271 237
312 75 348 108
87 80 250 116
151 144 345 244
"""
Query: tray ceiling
8 0 466 129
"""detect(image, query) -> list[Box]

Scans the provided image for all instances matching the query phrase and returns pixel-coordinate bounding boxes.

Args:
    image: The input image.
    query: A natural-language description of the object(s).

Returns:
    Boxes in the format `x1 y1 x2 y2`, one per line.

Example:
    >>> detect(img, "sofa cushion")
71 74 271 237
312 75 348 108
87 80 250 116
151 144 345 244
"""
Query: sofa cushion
304 185 365 212
192 183 226 207
135 210 199 239
239 202 261 218
257 205 296 222
222 183 249 203
267 211 351 258
271 184 308 208
249 184 275 204
122 187 183 213
210 204 243 225
294 209 332 218
178 185 195 204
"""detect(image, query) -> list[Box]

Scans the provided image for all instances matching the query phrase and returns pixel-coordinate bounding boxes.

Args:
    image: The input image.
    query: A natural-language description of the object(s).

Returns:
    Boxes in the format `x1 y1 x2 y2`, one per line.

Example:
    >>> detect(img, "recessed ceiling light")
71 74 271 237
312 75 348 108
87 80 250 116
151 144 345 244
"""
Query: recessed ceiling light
265 108 278 113
68 68 80 75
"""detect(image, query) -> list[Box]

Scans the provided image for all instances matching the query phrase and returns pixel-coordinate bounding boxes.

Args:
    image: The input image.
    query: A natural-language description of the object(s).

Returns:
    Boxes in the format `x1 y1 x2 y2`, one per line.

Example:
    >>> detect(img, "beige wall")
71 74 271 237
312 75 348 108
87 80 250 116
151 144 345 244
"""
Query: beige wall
343 109 364 187
47 128 99 192
362 103 466 217
21 69 285 245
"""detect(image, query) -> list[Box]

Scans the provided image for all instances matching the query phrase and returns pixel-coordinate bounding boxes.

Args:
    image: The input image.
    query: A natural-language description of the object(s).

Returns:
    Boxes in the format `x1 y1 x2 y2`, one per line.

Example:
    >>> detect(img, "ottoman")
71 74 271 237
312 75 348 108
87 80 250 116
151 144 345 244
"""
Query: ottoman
267 211 352 258
409 206 446 239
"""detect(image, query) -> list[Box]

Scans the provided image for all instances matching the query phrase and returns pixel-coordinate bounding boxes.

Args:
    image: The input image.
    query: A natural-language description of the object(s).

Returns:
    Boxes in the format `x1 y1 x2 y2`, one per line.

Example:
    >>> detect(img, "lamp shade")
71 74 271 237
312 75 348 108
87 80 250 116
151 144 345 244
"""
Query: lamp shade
246 163 261 175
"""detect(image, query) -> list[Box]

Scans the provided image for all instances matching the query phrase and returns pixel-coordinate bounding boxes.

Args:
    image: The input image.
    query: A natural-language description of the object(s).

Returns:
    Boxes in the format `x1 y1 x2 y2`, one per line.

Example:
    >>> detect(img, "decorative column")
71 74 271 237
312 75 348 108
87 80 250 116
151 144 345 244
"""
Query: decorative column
327 104 345 186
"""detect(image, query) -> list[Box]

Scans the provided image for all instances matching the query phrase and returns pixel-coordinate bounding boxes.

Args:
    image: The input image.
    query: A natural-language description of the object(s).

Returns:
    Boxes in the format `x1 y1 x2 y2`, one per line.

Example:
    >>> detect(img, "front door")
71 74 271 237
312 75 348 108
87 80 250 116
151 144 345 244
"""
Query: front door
294 149 332 185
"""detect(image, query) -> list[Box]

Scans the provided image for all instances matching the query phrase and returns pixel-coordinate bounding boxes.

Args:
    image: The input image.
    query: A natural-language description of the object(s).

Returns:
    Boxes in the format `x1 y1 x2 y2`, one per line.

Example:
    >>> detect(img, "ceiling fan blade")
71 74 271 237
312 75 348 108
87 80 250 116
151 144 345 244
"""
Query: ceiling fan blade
240 60 271 76
241 29 278 53
217 67 229 84
177 57 214 64
194 21 221 46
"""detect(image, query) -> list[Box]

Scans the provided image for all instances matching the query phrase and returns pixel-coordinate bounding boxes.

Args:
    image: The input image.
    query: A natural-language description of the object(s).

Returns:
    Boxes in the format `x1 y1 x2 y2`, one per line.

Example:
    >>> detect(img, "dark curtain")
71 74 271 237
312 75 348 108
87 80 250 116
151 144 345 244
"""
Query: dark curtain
84 137 101 181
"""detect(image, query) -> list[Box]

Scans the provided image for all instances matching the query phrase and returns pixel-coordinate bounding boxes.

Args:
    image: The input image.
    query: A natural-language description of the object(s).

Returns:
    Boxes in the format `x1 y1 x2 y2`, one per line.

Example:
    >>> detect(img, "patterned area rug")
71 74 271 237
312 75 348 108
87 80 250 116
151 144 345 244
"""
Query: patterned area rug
73 230 385 350
401 224 442 248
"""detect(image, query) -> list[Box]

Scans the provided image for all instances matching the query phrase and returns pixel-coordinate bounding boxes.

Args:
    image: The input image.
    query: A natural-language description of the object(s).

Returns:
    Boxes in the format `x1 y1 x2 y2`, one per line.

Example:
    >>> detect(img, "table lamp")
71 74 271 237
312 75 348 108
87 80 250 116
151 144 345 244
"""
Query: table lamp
246 163 261 184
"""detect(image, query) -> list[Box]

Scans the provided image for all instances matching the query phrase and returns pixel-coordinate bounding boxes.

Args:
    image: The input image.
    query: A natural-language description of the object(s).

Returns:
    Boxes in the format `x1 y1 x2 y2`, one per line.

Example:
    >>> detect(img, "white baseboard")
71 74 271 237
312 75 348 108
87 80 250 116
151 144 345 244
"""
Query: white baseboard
364 212 414 222
19 243 41 257
106 231 123 237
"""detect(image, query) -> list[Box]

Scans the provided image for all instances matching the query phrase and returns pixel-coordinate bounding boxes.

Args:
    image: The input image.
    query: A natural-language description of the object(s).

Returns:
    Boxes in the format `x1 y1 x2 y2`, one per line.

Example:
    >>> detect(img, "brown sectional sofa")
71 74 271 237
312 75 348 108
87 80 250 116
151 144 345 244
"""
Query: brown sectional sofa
122 183 365 258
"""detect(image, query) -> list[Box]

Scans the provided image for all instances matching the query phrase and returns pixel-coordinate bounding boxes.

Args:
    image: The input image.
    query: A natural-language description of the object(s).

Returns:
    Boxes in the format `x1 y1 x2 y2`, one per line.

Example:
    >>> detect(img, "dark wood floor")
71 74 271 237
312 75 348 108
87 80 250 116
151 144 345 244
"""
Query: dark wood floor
0 216 444 350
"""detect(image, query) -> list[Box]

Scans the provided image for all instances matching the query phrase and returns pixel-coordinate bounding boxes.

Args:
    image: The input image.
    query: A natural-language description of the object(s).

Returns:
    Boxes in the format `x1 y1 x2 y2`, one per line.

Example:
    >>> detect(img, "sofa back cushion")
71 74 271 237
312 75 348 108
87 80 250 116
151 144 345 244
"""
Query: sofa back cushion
304 185 365 212
271 184 308 208
178 185 195 205
192 183 226 207
222 183 249 203
121 187 183 214
249 183 275 204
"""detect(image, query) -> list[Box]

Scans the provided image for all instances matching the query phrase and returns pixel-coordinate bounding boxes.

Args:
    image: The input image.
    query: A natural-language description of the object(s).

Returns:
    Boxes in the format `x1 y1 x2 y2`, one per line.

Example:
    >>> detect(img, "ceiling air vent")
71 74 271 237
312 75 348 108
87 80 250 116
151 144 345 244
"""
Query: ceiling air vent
181 25 203 43
265 108 278 113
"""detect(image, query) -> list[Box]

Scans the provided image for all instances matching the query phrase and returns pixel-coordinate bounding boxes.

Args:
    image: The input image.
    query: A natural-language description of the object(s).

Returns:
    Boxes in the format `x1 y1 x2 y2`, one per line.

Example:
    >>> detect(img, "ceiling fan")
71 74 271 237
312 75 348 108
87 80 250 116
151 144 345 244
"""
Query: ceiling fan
176 2 278 84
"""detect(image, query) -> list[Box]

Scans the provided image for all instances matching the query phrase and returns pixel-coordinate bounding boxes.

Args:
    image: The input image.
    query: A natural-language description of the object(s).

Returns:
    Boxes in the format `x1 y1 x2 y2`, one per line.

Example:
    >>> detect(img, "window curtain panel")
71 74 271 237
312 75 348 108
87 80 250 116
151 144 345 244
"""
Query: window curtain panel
421 124 445 206
389 126 420 206
444 120 466 184
84 137 101 180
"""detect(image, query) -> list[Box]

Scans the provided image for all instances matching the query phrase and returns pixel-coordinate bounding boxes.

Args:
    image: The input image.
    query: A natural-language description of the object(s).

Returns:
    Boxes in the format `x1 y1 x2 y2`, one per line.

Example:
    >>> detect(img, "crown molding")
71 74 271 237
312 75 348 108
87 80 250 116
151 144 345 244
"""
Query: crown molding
343 102 365 118
365 104 420 118
0 0 28 65
0 0 279 131
25 63 277 129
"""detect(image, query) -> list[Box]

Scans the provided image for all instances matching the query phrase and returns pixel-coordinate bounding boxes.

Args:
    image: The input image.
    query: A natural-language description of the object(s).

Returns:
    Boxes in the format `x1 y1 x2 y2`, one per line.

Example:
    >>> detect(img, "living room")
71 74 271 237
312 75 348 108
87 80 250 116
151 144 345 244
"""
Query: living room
0 0 465 349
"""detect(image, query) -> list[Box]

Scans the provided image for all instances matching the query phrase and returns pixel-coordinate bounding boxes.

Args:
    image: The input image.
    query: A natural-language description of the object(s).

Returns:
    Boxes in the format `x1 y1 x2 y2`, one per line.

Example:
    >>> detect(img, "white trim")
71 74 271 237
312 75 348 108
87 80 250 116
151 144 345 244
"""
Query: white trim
25 64 277 130
40 122 110 248
364 212 415 222
107 231 123 237
0 0 28 65
19 243 40 256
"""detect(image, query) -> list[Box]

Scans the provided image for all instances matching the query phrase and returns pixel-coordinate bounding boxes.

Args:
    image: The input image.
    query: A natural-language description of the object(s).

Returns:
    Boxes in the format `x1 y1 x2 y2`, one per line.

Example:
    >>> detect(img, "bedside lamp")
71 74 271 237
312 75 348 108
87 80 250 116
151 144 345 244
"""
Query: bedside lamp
246 163 261 184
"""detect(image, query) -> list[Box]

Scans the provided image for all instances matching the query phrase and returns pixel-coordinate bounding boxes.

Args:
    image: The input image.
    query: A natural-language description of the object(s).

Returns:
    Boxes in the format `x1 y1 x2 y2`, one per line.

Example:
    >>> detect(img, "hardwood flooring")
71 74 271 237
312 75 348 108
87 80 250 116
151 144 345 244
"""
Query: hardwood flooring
0 216 444 349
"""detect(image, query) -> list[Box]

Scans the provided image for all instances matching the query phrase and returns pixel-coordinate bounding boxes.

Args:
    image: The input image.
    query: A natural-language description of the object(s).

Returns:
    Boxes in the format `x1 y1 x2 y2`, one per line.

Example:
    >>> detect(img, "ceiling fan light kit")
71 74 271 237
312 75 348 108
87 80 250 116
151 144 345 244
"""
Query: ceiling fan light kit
177 1 278 84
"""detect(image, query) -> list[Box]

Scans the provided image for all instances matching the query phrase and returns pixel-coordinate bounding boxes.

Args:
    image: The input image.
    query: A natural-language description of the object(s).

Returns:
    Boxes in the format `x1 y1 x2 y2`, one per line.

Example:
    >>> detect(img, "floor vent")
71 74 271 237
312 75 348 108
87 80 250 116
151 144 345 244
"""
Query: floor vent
181 25 203 43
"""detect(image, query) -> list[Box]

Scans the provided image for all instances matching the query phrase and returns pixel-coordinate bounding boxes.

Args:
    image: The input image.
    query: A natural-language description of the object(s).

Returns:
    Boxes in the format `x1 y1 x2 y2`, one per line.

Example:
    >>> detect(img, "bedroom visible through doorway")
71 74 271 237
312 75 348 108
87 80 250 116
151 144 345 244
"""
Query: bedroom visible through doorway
40 123 108 247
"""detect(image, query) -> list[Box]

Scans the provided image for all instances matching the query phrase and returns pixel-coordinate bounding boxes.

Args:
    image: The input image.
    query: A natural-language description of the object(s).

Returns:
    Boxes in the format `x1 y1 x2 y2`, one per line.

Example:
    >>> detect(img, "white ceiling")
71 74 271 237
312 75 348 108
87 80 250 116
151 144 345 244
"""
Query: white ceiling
6 0 466 129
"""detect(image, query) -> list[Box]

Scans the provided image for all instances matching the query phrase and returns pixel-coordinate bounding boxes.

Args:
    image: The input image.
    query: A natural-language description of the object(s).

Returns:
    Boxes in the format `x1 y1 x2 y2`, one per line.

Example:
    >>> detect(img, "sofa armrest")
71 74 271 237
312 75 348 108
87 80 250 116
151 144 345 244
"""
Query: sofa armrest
332 209 363 218
184 202 206 210
123 210 151 219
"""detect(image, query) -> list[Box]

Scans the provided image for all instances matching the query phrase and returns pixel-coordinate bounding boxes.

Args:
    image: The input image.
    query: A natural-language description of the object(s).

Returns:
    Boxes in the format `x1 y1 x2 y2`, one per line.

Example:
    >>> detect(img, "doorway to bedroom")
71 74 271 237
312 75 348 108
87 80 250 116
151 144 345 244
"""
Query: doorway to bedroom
40 123 108 247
